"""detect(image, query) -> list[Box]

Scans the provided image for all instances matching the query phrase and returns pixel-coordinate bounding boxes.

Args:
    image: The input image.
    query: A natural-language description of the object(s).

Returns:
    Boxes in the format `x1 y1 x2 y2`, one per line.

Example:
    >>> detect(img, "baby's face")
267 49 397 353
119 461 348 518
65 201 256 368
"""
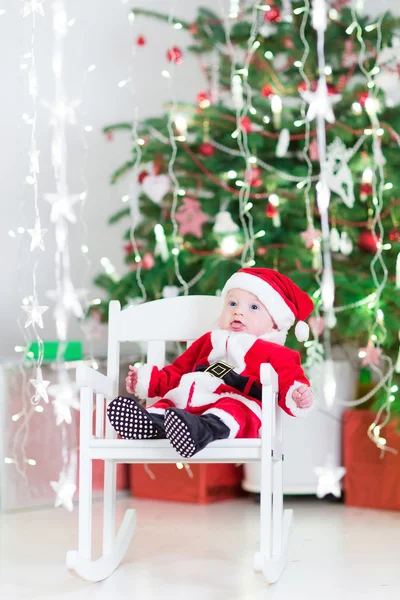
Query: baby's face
219 288 276 337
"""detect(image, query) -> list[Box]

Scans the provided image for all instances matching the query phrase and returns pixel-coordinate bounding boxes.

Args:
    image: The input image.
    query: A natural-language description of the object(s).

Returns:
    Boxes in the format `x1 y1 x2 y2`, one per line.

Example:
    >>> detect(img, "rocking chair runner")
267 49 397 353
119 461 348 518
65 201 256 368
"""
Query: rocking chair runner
66 295 293 583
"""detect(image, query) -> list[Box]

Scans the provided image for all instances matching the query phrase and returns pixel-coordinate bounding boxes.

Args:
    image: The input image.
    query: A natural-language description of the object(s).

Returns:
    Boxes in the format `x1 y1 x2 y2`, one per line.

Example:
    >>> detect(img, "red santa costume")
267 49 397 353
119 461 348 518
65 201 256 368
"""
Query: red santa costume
107 268 314 457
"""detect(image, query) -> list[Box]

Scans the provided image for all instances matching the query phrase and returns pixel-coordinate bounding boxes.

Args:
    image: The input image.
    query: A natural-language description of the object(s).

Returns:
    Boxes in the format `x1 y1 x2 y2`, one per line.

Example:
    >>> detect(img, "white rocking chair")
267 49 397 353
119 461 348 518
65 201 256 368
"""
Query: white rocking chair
66 295 293 583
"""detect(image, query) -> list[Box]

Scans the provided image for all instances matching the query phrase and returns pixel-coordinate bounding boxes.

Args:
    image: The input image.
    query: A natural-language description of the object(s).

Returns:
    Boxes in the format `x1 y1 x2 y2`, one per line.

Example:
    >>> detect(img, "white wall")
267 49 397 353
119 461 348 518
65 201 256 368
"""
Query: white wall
0 0 398 359
0 0 222 358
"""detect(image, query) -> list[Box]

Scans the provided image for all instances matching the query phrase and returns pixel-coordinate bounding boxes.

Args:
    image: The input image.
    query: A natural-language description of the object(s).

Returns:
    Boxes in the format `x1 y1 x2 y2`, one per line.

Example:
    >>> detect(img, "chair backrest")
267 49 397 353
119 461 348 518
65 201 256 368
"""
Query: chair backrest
106 296 223 390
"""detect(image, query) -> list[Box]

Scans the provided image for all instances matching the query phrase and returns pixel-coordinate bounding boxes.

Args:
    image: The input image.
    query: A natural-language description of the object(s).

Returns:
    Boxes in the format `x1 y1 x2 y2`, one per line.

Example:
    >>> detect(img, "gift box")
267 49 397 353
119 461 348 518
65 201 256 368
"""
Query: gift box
343 409 400 511
130 463 244 504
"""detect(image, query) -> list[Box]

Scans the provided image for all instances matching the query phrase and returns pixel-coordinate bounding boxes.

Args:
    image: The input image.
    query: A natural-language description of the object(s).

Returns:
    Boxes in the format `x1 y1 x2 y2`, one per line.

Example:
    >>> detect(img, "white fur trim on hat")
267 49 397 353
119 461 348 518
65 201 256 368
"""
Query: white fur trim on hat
221 272 295 331
295 321 310 342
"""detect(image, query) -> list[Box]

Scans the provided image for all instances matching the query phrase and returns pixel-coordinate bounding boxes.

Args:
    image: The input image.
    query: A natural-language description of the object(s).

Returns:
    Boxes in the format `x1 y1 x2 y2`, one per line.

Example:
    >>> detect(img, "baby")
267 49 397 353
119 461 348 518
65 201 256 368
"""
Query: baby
107 267 314 458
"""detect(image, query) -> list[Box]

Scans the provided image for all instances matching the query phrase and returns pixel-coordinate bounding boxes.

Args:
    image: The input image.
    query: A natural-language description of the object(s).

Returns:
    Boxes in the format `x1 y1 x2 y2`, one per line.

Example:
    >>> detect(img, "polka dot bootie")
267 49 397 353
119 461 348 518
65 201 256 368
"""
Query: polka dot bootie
107 396 166 440
164 408 230 458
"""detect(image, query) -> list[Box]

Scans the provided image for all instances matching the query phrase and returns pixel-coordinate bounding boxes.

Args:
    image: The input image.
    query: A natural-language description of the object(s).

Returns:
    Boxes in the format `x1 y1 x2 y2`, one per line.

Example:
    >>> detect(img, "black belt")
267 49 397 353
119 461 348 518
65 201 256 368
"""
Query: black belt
195 361 261 401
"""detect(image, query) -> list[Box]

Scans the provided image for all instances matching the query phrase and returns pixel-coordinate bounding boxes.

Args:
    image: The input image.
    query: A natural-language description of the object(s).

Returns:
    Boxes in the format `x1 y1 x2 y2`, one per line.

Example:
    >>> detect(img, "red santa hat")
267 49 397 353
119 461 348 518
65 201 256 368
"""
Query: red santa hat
221 267 314 342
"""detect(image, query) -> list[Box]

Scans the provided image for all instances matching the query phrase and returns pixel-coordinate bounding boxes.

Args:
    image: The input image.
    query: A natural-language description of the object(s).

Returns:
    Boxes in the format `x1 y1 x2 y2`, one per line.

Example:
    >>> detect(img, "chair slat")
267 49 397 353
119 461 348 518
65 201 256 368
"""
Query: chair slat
147 341 166 368
95 393 104 438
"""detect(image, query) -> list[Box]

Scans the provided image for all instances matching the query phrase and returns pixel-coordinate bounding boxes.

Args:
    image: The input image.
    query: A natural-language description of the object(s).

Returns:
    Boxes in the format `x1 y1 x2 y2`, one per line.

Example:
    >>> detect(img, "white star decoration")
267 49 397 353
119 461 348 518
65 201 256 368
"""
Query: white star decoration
42 99 81 126
314 456 346 499
44 191 82 223
301 80 341 124
50 470 76 512
47 282 87 319
30 367 50 404
22 0 45 18
48 382 80 426
27 218 47 251
21 297 49 329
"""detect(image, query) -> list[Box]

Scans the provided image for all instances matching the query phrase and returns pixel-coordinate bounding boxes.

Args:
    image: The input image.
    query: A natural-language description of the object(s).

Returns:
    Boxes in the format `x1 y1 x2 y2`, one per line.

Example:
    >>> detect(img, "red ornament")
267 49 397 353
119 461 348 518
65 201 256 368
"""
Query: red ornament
261 84 274 98
141 252 155 270
196 91 211 109
199 142 215 157
247 167 263 187
358 230 380 253
240 116 252 133
266 203 278 218
264 6 281 22
283 36 294 49
389 227 400 242
358 92 369 107
327 83 339 95
138 170 149 184
123 242 134 257
360 183 373 196
298 81 309 94
105 130 113 141
124 240 145 257
167 46 183 64
189 24 198 34
136 35 146 46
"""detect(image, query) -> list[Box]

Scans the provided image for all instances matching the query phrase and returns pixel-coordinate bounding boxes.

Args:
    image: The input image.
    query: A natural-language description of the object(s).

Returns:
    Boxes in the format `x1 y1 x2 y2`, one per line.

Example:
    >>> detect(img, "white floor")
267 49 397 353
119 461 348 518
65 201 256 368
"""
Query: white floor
1 495 400 600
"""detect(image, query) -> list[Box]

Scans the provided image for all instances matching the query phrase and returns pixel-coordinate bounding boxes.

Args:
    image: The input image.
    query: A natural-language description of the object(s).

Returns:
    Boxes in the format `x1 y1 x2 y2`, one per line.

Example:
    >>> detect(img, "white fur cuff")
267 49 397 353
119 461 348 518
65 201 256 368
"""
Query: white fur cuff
135 364 154 401
203 408 240 439
285 381 314 418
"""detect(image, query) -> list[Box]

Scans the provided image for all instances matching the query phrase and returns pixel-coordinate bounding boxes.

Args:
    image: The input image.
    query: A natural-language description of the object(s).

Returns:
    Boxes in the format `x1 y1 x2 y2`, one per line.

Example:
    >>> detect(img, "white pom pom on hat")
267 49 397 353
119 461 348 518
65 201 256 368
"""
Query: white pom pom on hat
295 320 310 342
221 267 314 343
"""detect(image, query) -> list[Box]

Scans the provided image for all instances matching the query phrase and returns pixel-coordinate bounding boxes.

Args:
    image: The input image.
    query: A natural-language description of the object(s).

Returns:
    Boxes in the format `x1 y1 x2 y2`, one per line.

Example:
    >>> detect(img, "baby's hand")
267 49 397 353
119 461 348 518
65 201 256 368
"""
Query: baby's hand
292 385 313 409
126 365 138 394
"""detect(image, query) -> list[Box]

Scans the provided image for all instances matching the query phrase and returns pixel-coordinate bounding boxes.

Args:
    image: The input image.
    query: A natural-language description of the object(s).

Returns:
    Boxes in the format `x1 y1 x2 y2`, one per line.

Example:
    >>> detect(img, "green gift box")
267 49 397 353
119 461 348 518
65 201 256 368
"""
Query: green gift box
25 341 83 362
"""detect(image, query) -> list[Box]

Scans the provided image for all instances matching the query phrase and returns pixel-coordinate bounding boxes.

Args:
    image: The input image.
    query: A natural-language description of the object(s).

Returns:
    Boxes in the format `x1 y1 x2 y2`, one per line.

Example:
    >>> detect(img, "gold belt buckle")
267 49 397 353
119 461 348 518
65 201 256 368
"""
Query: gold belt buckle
204 361 235 378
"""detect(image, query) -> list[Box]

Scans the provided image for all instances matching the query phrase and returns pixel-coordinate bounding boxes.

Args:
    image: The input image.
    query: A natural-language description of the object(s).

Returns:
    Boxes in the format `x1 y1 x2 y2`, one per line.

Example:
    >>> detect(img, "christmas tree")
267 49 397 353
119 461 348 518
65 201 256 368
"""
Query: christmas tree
95 1 400 414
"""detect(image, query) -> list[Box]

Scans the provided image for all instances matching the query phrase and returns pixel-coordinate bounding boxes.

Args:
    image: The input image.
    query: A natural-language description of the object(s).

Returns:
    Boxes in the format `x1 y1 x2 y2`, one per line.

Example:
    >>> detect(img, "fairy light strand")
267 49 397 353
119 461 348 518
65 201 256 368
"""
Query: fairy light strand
9 0 47 479
164 10 189 296
46 0 80 508
350 7 395 451
124 9 147 303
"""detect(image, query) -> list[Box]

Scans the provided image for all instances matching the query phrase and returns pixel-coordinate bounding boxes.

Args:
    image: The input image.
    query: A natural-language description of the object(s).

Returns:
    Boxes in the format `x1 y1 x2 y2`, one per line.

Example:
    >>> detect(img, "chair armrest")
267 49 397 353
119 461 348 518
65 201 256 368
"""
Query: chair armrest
76 365 115 398
260 363 279 392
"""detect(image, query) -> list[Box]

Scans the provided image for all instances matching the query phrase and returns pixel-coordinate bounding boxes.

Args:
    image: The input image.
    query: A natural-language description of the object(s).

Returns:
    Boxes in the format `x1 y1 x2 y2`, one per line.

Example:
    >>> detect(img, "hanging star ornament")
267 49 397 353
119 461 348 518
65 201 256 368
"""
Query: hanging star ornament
175 197 209 238
314 456 346 499
27 218 47 251
48 382 80 426
30 367 50 404
22 297 49 328
300 225 322 248
22 0 45 18
358 340 382 367
46 281 87 319
44 191 82 223
50 469 76 512
301 80 341 124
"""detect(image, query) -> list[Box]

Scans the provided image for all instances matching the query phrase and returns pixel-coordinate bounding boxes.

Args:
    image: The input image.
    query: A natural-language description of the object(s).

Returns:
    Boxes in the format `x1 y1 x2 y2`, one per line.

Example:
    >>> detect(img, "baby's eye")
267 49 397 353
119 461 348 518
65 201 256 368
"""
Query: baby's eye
250 304 259 310
229 301 237 307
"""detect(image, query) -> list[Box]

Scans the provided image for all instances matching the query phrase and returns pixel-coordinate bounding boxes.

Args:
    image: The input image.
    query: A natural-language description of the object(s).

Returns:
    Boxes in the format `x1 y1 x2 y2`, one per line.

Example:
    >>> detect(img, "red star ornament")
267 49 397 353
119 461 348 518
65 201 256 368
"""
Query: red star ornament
301 226 322 248
175 197 209 238
358 340 382 367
